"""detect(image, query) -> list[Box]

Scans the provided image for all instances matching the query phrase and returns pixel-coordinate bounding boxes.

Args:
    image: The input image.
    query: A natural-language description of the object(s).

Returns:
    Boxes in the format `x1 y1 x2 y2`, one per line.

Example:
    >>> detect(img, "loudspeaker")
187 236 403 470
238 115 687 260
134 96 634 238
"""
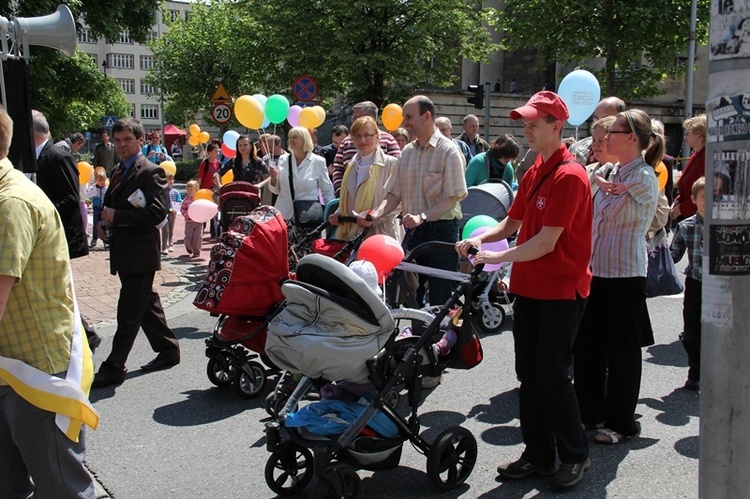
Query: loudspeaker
12 4 77 57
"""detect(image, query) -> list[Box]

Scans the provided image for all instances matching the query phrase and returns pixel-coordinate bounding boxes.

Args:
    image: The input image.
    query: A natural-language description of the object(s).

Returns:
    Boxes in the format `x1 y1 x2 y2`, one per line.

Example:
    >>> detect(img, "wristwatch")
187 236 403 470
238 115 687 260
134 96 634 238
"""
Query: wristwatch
419 212 428 223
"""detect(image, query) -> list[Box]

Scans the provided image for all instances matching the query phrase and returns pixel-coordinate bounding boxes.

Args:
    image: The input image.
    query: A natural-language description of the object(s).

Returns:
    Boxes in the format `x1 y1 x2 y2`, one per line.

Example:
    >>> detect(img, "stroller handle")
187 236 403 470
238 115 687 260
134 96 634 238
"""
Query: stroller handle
467 246 485 279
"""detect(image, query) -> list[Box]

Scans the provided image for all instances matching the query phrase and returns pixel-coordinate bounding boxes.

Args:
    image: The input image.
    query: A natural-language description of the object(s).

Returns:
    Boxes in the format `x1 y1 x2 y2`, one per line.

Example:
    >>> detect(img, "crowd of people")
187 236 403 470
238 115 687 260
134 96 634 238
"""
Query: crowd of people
0 89 707 495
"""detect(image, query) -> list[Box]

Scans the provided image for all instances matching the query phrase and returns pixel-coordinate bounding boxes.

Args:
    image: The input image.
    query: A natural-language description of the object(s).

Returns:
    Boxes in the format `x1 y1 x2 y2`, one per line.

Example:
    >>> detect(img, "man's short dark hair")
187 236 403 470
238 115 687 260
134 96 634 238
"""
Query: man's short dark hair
413 95 435 120
332 124 349 136
113 118 145 140
70 132 85 144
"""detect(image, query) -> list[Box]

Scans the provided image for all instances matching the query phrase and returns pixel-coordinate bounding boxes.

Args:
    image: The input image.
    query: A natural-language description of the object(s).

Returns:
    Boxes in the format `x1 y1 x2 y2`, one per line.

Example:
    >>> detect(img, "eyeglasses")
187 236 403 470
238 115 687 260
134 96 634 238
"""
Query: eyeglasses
352 132 377 141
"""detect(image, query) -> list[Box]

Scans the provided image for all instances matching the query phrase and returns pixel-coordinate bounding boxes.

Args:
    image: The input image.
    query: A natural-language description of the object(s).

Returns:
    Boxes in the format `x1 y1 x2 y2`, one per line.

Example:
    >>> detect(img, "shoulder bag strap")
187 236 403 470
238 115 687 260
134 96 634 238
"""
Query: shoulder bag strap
526 159 577 203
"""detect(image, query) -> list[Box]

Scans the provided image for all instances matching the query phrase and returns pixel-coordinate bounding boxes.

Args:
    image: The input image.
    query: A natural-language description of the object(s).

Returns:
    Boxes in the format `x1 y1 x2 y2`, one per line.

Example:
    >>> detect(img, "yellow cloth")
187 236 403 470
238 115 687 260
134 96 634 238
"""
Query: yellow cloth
337 160 382 241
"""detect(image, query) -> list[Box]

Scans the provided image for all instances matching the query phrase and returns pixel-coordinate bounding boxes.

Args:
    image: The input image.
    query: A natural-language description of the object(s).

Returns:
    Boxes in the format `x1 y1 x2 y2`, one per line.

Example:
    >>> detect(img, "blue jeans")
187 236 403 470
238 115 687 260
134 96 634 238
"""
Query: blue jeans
405 220 459 306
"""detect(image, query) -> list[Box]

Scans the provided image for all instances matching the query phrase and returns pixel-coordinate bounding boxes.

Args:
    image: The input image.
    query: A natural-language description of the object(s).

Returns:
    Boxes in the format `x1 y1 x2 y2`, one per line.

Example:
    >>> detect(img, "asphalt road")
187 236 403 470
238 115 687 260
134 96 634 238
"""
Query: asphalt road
85 274 698 498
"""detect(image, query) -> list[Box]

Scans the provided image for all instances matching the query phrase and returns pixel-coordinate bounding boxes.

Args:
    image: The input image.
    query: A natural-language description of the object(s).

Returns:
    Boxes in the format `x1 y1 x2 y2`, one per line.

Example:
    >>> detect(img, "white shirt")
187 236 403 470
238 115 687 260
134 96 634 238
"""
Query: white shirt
269 151 335 220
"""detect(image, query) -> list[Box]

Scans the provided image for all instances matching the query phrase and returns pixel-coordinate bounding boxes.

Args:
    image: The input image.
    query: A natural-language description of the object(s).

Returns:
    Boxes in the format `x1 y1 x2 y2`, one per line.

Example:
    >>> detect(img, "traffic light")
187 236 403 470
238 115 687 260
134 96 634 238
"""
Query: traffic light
467 84 485 109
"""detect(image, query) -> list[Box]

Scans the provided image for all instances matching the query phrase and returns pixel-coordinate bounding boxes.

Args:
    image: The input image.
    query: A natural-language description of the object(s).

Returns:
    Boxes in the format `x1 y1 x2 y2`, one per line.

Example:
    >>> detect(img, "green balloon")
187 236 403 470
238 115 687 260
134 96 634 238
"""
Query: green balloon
265 94 290 125
462 215 498 239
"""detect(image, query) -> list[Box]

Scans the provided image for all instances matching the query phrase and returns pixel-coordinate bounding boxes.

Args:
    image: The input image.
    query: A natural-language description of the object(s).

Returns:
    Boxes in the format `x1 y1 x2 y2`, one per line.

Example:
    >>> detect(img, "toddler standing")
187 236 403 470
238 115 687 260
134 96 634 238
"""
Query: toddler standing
85 169 108 248
161 173 182 255
180 180 202 258
670 177 705 391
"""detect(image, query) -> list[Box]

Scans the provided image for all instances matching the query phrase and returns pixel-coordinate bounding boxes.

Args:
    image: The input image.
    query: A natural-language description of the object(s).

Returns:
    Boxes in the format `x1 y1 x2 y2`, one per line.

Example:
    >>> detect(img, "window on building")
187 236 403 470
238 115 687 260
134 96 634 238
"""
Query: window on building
141 104 159 120
140 55 155 71
117 78 135 94
184 11 192 22
140 82 159 95
86 53 98 66
169 9 181 22
108 53 134 69
118 30 132 44
130 104 136 118
145 31 159 43
77 28 96 44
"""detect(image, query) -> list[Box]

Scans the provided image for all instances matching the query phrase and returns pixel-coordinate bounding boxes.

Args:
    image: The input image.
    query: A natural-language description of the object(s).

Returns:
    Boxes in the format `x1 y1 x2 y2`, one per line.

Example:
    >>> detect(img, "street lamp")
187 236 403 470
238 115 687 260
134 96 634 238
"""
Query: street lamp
101 59 108 75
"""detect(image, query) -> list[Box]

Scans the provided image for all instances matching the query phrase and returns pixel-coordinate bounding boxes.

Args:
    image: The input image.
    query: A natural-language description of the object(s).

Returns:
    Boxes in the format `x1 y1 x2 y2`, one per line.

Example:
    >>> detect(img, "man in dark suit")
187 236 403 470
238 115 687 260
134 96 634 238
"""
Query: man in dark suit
32 110 102 351
92 118 180 389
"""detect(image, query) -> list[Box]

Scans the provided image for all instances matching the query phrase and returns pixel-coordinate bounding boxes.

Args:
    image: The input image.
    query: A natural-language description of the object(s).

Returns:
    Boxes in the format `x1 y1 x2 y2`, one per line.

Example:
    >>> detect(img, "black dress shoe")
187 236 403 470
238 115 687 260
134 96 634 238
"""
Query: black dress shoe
92 371 125 388
140 355 180 372
87 333 102 354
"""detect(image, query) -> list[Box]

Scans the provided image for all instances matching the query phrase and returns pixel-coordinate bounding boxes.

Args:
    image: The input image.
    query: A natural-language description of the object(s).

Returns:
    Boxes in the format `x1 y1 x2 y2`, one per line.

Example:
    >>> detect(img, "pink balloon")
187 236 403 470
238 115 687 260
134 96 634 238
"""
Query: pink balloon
357 234 405 283
287 105 303 128
468 227 508 272
187 199 218 223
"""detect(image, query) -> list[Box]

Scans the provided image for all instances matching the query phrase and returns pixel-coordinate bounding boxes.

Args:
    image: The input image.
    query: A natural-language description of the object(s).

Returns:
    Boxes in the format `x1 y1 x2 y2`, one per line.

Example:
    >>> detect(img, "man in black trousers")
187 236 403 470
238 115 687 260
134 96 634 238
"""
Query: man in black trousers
92 118 180 388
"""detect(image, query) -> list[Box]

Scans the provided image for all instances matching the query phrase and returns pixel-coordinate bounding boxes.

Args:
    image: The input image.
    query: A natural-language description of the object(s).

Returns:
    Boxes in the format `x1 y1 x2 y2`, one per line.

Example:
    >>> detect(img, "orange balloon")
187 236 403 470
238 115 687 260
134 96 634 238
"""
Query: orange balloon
234 95 264 129
160 161 177 177
655 161 668 191
195 188 214 201
221 170 234 184
382 103 403 132
312 106 326 128
298 107 318 129
189 124 201 136
188 135 200 147
77 161 94 184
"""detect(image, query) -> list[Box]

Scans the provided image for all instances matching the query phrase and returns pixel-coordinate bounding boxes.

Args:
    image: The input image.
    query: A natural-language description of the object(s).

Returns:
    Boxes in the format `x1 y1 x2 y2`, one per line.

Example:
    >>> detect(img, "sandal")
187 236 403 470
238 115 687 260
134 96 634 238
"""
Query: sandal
594 428 628 445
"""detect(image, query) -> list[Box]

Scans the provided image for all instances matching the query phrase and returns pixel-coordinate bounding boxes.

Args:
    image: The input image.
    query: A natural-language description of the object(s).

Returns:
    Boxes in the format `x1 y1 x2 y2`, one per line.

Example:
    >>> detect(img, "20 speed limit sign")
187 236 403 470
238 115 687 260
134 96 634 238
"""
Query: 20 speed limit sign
211 103 232 124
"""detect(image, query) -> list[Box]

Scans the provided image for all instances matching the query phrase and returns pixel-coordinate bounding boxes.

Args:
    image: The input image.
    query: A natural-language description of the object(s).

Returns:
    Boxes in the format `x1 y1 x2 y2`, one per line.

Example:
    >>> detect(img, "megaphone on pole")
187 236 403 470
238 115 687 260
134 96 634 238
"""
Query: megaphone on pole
0 4 77 59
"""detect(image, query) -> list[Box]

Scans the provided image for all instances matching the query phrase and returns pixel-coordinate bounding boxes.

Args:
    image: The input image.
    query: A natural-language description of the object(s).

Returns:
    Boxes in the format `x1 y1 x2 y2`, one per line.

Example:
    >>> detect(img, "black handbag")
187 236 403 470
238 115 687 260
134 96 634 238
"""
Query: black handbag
288 156 324 226
646 237 684 298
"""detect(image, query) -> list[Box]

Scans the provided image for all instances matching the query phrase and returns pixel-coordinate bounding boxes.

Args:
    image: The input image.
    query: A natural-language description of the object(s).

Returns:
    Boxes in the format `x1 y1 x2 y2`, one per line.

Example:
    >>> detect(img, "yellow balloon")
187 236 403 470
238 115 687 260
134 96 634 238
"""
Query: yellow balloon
298 107 318 129
221 170 234 184
655 161 668 191
382 103 403 132
312 106 326 128
188 135 200 147
189 124 201 137
161 161 177 177
77 161 94 184
195 188 214 201
234 95 264 129
199 131 210 143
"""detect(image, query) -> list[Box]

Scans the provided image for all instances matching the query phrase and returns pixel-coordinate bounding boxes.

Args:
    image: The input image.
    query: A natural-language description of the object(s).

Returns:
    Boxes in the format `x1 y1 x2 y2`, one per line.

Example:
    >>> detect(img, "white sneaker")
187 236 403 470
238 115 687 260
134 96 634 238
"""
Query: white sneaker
421 374 443 389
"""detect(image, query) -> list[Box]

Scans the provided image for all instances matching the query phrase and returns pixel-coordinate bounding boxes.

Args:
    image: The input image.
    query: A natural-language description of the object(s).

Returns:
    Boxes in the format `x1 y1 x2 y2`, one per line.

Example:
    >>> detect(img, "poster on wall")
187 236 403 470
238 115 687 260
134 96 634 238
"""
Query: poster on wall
711 148 750 218
710 0 750 60
709 223 750 274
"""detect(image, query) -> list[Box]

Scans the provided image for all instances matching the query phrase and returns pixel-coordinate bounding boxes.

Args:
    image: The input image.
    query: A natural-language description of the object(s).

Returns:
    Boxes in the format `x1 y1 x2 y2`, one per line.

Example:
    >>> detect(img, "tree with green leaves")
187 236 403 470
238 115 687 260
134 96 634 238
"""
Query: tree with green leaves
1 0 160 136
497 0 710 100
146 1 262 128
148 0 499 121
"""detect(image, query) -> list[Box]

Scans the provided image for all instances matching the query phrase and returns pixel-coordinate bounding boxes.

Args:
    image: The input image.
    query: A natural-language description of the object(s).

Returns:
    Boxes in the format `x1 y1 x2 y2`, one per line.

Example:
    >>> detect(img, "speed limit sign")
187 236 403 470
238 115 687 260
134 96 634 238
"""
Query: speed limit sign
211 103 232 124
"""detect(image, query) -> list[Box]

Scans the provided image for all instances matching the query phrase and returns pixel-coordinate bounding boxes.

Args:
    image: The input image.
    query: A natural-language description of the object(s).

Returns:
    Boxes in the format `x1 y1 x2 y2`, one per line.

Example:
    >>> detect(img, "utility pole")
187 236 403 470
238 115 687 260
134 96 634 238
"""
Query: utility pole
682 0 698 162
483 80 491 142
701 2 750 496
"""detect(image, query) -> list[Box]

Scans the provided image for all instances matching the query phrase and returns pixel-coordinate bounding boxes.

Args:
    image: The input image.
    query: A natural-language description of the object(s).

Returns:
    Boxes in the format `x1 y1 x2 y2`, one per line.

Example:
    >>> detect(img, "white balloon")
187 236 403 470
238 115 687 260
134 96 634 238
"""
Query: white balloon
187 199 218 223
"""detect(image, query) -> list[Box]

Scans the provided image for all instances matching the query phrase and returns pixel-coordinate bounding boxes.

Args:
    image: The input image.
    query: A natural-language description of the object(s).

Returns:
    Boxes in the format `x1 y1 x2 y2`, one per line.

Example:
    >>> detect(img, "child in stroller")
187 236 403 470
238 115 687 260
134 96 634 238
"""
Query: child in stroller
193 205 289 398
262 252 486 496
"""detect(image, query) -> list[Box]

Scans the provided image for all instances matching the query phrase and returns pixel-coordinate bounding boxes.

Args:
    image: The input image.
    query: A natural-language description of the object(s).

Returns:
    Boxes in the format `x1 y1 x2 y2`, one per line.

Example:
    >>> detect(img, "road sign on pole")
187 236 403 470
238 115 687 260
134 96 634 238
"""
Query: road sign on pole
104 115 117 127
211 83 232 103
211 103 232 125
292 75 318 102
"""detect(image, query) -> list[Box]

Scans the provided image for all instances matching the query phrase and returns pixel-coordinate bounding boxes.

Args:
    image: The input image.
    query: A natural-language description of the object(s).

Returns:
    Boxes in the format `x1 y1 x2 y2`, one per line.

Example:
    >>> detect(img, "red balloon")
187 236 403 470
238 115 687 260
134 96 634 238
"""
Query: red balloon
221 143 236 159
357 235 405 283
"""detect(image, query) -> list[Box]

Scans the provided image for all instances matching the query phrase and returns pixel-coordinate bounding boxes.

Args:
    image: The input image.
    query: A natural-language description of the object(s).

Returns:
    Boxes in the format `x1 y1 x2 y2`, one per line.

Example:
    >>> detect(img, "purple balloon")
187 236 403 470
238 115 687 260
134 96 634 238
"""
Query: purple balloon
468 227 509 272
288 105 303 128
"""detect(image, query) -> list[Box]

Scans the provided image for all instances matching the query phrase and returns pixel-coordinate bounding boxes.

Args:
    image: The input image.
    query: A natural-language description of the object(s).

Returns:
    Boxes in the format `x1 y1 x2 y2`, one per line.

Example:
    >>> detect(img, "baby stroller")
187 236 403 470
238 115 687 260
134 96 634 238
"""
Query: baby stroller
262 253 486 496
218 181 260 230
193 205 289 398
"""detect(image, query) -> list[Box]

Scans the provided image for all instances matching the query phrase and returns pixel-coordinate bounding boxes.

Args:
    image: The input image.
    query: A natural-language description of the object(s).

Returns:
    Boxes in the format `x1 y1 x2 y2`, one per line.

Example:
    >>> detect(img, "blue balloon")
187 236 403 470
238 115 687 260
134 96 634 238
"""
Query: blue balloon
557 70 601 127
252 94 272 129
222 130 240 150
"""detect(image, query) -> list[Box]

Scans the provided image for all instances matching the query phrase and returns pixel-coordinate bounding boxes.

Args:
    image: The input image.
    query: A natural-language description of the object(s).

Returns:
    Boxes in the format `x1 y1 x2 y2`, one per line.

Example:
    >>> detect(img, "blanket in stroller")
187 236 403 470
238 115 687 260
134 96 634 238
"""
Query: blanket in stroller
194 205 288 315
265 254 395 384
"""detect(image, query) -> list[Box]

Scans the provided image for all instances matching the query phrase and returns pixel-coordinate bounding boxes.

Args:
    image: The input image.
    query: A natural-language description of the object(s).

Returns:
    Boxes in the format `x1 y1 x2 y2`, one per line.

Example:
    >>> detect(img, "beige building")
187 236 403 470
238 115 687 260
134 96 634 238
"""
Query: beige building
76 0 192 135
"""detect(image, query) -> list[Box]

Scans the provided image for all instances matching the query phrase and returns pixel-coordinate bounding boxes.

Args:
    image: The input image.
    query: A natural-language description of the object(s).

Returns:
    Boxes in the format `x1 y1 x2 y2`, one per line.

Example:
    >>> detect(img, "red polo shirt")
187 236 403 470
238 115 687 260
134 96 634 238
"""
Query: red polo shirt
507 145 592 300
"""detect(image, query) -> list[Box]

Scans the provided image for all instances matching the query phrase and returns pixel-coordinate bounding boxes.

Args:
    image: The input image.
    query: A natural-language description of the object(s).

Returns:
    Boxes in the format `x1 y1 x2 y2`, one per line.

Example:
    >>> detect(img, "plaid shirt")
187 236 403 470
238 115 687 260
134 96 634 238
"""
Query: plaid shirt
0 158 73 381
331 131 401 196
671 213 703 281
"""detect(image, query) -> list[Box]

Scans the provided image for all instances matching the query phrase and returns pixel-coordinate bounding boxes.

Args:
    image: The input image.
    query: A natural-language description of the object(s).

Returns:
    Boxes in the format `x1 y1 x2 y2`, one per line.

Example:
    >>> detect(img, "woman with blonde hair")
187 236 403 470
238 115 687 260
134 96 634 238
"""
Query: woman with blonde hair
671 114 706 222
329 116 402 242
391 127 409 151
574 109 662 445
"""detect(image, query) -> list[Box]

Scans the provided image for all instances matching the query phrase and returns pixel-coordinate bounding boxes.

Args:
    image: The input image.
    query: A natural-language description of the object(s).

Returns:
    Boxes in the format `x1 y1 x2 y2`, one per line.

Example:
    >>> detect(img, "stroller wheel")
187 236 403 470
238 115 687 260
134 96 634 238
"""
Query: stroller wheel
206 352 234 387
478 301 506 334
264 391 296 418
383 389 400 409
313 470 363 499
265 442 314 496
426 427 477 491
233 361 266 398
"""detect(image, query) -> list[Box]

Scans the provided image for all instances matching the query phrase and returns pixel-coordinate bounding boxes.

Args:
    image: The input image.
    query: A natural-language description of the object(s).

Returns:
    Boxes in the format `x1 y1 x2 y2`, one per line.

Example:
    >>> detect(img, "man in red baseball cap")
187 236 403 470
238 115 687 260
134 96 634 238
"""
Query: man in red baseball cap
456 90 593 489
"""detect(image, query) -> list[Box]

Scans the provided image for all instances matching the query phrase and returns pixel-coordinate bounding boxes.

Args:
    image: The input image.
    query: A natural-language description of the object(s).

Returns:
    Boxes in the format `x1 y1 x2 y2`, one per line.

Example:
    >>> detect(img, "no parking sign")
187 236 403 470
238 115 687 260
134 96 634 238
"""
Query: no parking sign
292 75 318 102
